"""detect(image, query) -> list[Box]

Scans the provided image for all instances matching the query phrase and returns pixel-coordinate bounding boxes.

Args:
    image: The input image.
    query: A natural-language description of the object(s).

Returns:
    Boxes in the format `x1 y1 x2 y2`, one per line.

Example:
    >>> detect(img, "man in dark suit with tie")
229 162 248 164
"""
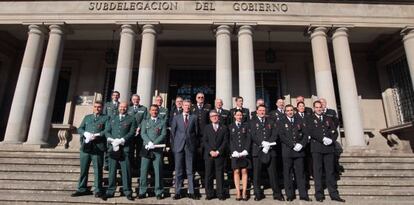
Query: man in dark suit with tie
269 98 285 122
319 98 339 128
250 104 284 201
308 101 345 202
213 98 231 126
170 99 200 200
230 96 250 123
295 101 313 186
169 96 183 126
279 104 310 202
203 110 229 200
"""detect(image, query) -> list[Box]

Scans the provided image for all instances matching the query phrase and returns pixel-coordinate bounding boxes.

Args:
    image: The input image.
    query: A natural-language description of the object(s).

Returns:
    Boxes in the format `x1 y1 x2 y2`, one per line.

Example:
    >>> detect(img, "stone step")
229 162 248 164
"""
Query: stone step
340 163 414 170
340 169 414 177
0 152 79 159
0 191 414 205
340 157 414 163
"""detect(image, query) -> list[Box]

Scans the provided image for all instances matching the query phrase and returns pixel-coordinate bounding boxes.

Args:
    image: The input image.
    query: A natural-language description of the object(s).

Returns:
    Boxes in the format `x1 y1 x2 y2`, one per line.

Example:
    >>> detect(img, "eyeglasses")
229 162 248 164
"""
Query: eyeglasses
197 96 204 99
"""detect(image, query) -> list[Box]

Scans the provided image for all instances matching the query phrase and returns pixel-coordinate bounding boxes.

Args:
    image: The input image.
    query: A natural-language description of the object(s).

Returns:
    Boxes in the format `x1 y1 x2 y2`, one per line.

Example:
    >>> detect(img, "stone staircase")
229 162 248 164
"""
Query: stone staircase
0 145 413 204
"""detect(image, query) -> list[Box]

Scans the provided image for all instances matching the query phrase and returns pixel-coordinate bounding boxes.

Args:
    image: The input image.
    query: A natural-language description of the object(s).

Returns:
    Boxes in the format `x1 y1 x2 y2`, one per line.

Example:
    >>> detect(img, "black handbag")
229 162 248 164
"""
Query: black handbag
258 150 271 164
140 145 155 160
109 147 124 160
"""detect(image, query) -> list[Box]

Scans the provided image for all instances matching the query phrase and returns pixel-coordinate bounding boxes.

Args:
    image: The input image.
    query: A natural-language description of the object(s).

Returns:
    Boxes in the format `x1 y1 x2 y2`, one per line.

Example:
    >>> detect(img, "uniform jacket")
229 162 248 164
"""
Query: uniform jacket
78 114 110 153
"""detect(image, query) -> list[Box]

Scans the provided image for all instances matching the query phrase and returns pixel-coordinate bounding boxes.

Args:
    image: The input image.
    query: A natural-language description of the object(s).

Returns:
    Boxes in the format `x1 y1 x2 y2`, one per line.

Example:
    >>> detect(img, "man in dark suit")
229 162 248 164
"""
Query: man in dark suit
279 104 310 202
250 104 284 201
170 99 199 200
308 101 345 202
169 96 183 126
203 110 229 200
269 98 285 122
295 96 313 115
295 101 313 187
230 96 250 123
213 98 231 126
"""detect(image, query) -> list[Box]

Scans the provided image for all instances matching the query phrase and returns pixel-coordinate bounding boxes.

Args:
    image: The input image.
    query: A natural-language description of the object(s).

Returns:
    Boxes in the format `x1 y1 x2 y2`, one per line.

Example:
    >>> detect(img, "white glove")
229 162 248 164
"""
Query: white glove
118 138 125 146
84 132 93 143
107 137 114 143
261 141 270 148
111 138 122 152
240 150 248 157
323 137 333 146
93 133 100 137
262 146 269 154
145 141 155 150
293 143 303 152
231 151 240 158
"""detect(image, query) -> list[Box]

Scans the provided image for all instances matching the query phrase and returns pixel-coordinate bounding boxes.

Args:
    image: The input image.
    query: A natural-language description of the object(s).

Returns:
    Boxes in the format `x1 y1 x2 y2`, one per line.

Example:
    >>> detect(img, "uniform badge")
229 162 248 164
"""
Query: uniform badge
256 123 259 128
156 127 160 135
285 123 289 128
314 119 318 124
232 128 235 133
331 130 335 133
97 123 103 129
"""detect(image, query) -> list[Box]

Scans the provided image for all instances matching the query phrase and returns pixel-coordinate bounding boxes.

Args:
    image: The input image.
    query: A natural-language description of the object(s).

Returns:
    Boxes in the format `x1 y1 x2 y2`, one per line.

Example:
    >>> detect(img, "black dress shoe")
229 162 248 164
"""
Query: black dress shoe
103 166 109 171
331 197 346 202
286 197 294 201
105 194 114 199
300 197 312 201
274 195 285 201
94 192 103 198
316 197 324 202
126 195 134 201
138 194 146 199
156 195 163 200
205 195 214 200
218 196 226 201
173 194 182 200
188 194 200 200
254 195 262 201
71 190 92 197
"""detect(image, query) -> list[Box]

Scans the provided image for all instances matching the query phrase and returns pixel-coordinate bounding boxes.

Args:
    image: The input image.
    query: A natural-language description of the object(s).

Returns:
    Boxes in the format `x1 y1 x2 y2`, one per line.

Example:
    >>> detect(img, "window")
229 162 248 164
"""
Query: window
386 56 414 123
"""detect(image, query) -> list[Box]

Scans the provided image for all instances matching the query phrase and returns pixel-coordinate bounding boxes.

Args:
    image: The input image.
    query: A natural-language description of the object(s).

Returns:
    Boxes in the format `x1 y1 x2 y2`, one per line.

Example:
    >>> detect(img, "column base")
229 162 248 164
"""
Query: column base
343 145 368 153
24 140 50 148
0 140 24 144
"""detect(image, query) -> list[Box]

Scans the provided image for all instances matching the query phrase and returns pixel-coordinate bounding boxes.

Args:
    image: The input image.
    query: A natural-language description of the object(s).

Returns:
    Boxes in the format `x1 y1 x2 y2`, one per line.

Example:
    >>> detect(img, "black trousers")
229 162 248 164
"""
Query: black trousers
282 157 308 199
253 156 282 197
312 152 339 199
205 156 225 197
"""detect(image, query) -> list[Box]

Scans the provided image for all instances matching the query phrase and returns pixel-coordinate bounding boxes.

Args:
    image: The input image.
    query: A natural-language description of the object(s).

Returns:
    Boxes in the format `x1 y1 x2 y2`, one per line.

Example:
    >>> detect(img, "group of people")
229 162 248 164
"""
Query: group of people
71 91 345 202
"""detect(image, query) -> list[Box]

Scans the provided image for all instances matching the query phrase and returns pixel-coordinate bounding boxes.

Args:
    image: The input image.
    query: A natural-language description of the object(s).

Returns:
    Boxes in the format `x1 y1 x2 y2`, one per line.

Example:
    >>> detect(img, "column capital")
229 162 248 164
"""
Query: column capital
401 26 414 41
138 21 161 34
237 25 255 37
119 24 137 36
214 24 233 37
48 24 65 36
307 26 329 39
27 24 47 36
332 27 350 40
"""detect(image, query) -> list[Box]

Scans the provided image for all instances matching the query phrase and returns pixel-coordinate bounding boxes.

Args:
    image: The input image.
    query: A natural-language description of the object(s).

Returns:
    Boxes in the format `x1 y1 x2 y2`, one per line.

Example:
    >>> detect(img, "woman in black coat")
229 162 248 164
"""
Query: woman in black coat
229 110 251 201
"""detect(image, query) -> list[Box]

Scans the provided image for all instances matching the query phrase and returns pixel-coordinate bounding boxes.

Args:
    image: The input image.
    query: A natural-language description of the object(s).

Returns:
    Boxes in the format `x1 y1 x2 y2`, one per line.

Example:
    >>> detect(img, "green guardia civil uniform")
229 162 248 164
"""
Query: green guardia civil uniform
127 104 148 169
139 116 167 196
149 106 168 122
105 114 137 197
76 113 110 194
103 101 119 117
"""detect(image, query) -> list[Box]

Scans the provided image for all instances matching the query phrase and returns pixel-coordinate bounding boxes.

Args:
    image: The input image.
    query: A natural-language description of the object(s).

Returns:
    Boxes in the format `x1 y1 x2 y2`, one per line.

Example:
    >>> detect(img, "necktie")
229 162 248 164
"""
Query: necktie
152 119 156 123
319 116 323 122
120 115 124 121
301 113 304 118
184 115 189 126
291 118 294 123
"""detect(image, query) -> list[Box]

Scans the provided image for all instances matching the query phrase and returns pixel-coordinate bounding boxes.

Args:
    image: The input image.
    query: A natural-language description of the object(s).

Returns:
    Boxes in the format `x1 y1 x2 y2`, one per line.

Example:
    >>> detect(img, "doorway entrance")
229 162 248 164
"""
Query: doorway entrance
167 68 215 110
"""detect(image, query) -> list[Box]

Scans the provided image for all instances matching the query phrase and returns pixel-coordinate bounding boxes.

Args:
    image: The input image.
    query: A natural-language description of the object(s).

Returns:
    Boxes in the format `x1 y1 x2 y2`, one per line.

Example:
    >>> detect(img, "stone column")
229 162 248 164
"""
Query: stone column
331 27 366 148
3 25 46 144
26 24 65 145
401 27 414 90
215 25 232 110
238 25 256 113
309 26 338 111
137 24 157 107
114 24 136 102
